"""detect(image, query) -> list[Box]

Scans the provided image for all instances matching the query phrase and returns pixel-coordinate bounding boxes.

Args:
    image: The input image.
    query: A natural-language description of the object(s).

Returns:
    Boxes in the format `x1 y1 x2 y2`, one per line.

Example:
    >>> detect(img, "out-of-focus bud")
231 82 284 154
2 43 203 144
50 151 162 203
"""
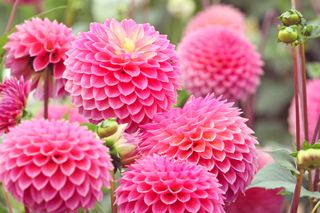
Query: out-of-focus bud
297 148 320 169
97 119 118 139
278 26 298 44
167 0 195 19
280 10 302 26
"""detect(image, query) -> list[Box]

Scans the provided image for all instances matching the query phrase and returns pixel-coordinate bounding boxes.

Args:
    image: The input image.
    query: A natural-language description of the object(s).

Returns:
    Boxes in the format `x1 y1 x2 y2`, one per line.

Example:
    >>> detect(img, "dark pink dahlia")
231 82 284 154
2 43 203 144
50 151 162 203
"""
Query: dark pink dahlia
63 19 180 133
4 18 75 99
0 119 113 213
0 77 29 134
139 94 258 203
116 155 225 213
179 26 263 101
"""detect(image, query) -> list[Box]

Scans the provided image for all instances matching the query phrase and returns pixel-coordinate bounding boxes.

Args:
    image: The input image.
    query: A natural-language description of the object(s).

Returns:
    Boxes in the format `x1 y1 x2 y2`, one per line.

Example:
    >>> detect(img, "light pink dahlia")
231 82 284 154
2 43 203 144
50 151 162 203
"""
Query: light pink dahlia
139 94 258 203
116 155 225 213
36 104 89 123
225 149 285 213
4 18 75 99
185 4 245 35
288 79 320 142
179 26 263 101
63 19 180 133
0 77 29 134
0 119 113 213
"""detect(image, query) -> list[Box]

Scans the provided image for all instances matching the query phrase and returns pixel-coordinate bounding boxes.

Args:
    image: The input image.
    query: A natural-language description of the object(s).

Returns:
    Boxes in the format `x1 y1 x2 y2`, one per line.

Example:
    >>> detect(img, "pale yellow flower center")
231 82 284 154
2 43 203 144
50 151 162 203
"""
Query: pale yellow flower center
123 37 135 52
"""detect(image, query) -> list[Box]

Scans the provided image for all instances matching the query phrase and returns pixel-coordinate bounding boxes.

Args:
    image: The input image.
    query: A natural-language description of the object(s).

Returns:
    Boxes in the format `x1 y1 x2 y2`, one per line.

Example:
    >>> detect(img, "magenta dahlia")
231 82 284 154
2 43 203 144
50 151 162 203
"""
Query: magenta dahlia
116 155 225 213
139 94 258 203
225 149 285 213
4 18 75 99
179 26 263 101
185 4 245 35
288 79 320 142
0 77 29 134
0 119 113 213
63 19 180 133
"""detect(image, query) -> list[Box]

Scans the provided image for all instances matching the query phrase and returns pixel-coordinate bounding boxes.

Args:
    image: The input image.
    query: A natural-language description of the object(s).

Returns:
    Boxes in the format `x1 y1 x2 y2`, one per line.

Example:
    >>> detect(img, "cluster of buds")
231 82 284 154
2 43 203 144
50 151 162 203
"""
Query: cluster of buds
97 119 139 170
277 9 313 45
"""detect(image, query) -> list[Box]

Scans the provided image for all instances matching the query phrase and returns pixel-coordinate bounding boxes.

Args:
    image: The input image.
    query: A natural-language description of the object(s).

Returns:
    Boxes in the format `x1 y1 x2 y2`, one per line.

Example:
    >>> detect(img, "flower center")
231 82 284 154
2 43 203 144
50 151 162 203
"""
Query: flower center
122 37 135 53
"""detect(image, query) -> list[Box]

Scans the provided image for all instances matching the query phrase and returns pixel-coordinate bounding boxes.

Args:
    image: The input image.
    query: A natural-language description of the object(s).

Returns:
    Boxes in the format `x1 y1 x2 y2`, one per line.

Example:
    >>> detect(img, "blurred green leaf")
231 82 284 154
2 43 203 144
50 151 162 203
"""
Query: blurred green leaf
80 123 97 132
307 62 320 79
0 33 8 64
175 89 190 108
305 25 320 39
268 149 299 174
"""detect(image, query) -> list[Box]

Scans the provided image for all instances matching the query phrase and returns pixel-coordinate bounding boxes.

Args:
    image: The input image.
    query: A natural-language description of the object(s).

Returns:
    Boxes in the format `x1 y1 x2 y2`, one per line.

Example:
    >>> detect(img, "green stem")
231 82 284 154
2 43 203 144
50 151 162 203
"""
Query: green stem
312 200 320 213
1 188 13 213
290 169 305 213
110 171 117 213
5 0 20 33
43 70 49 119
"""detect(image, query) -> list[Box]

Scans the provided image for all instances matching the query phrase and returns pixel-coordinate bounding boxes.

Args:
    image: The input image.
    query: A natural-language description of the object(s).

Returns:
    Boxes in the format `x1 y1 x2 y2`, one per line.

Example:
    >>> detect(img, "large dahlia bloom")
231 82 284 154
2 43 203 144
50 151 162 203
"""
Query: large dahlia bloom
0 77 29 134
225 149 284 213
184 4 245 35
0 119 113 213
179 27 263 101
139 94 258 203
116 155 225 213
4 18 75 99
288 79 320 142
63 19 180 133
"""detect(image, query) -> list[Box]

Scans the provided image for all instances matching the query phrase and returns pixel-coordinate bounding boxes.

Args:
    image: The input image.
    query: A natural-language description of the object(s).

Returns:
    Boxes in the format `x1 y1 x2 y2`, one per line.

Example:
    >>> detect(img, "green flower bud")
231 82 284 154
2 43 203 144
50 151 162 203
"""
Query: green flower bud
303 25 313 36
278 27 298 44
280 10 302 26
97 119 118 139
297 148 320 169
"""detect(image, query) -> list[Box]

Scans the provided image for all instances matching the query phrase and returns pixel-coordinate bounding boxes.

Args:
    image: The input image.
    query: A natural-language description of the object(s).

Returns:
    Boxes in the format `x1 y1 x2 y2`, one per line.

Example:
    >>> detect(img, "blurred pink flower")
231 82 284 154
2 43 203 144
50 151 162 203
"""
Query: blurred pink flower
4 18 75 99
0 77 29 134
225 149 285 213
179 27 263 101
185 4 245 35
0 119 113 213
139 94 258 203
63 19 180 133
116 155 225 213
288 79 320 142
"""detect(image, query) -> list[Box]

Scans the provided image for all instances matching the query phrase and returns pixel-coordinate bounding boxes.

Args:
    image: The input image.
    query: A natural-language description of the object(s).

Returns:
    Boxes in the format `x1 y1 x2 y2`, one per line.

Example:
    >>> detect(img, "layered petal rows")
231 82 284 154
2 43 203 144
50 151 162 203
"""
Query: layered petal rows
179 27 263 101
63 19 180 132
116 155 225 213
0 119 113 213
139 94 258 203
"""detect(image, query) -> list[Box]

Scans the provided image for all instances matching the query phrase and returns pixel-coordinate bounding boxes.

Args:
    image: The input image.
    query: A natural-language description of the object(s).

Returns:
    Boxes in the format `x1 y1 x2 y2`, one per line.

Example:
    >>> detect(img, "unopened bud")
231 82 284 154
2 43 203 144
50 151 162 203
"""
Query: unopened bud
280 10 302 26
278 27 298 44
297 149 320 169
97 119 118 139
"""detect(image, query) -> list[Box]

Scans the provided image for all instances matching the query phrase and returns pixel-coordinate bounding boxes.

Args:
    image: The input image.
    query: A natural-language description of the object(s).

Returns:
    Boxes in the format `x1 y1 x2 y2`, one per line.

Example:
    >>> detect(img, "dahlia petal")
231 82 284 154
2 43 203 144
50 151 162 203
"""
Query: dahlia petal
42 160 58 177
50 169 67 190
33 53 50 71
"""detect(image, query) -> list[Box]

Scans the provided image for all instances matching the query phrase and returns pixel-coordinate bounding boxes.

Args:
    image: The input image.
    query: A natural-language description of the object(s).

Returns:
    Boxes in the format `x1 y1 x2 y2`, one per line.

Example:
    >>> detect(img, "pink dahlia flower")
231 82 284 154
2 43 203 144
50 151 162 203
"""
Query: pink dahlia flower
63 19 180 133
4 18 75 99
179 27 263 101
0 77 29 134
116 155 225 213
139 94 258 203
0 119 113 213
185 4 245 35
225 149 285 213
288 79 320 142
36 104 89 123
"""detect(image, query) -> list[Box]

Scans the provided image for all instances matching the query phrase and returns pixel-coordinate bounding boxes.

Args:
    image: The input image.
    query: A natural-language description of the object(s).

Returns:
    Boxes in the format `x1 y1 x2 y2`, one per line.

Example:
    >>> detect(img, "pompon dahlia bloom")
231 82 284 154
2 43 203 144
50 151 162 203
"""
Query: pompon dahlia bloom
0 77 29 134
4 18 75 99
0 119 113 213
179 27 263 101
288 79 320 142
139 94 258 203
225 149 285 213
184 4 245 35
36 104 89 123
63 19 180 133
116 155 225 213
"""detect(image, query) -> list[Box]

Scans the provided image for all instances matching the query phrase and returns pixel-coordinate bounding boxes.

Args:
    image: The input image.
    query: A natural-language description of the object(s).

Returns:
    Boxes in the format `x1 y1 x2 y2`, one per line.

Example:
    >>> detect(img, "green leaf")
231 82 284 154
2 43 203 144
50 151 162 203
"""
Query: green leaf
81 123 97 132
268 149 299 174
0 33 8 64
175 89 190 108
249 163 320 198
307 63 320 79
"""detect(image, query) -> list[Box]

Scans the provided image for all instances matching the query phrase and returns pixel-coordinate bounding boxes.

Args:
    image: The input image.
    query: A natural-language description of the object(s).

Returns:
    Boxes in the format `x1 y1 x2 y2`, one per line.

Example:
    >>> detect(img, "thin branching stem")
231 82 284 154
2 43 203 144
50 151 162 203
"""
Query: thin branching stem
110 171 117 213
43 70 49 119
5 0 20 33
290 169 305 213
2 187 13 213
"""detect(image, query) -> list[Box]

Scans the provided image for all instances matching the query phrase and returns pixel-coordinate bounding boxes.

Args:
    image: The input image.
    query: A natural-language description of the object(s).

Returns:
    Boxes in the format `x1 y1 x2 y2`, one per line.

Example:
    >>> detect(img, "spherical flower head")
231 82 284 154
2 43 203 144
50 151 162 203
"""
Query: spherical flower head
288 79 320 142
4 18 75 99
0 77 29 134
63 19 181 133
185 4 245 35
139 94 258 203
0 119 113 213
179 27 263 101
35 104 89 123
225 149 285 213
116 155 225 213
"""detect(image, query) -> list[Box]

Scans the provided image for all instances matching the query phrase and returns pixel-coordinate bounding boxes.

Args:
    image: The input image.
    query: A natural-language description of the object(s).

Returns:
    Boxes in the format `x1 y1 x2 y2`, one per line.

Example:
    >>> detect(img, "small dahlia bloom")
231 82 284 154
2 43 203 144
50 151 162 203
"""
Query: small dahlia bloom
185 4 245 35
0 119 113 213
4 18 75 99
36 104 89 123
225 149 285 213
139 94 258 203
0 77 29 134
116 155 225 213
288 79 320 142
179 27 263 101
63 19 180 133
